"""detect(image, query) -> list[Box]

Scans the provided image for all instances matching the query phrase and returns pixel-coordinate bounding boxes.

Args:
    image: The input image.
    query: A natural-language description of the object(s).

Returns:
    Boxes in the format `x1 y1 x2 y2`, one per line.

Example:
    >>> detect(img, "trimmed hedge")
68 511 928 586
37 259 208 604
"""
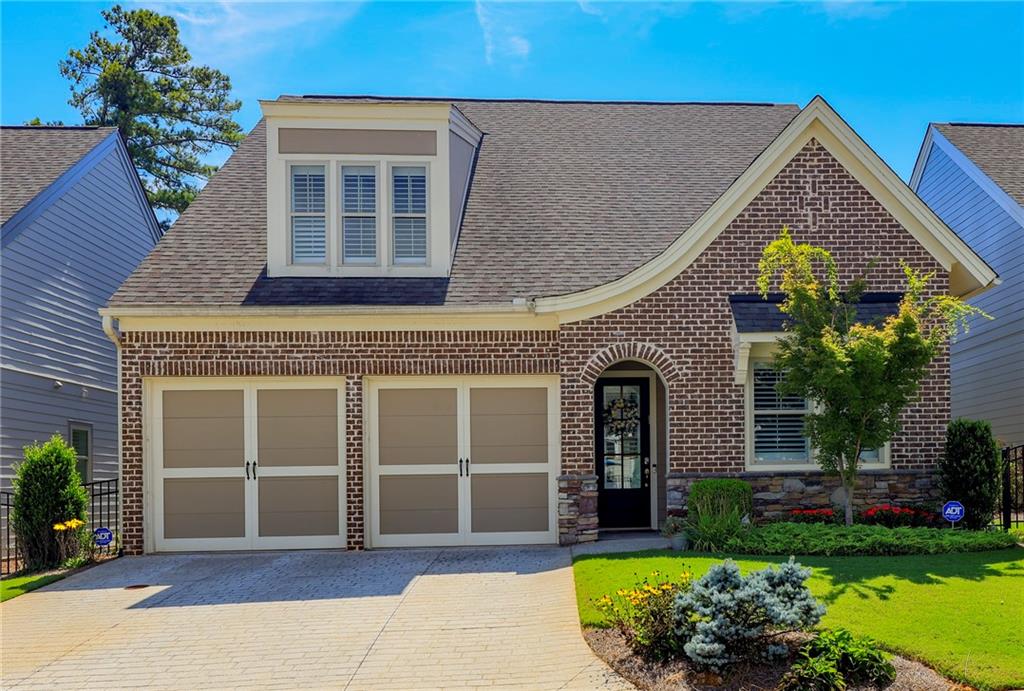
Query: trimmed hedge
724 522 1017 556
688 479 753 519
939 419 1001 530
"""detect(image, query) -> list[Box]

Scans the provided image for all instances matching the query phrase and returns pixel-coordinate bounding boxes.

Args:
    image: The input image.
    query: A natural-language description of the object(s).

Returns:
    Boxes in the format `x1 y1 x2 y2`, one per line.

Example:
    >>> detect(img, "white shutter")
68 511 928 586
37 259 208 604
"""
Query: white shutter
751 363 810 463
290 165 326 264
342 166 377 263
392 166 427 263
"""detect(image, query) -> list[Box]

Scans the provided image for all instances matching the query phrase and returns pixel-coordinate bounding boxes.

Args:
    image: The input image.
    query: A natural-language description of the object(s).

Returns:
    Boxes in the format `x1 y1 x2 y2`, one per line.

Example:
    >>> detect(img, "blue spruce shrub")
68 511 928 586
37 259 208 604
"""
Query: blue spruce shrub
674 558 825 671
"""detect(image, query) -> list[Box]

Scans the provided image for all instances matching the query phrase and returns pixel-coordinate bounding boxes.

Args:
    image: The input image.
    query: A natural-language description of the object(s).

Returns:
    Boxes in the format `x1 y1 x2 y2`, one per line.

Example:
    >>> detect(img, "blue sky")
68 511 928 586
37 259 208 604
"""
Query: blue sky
2 1 1022 179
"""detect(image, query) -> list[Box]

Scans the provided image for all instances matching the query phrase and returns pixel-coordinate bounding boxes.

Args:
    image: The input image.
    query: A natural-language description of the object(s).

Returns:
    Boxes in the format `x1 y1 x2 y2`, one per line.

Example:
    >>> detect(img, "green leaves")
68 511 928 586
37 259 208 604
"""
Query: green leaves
59 4 243 218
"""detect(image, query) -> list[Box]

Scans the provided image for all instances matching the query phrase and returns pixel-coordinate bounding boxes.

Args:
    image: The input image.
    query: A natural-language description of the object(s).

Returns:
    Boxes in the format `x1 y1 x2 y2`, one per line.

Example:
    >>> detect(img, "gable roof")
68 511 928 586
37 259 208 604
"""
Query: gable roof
109 97 800 308
729 293 902 333
933 123 1024 208
0 126 118 226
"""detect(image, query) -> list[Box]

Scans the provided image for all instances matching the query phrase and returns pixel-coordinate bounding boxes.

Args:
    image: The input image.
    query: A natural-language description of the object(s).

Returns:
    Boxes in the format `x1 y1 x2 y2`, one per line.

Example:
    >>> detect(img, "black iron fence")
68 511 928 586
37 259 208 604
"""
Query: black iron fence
998 444 1023 531
1 478 120 577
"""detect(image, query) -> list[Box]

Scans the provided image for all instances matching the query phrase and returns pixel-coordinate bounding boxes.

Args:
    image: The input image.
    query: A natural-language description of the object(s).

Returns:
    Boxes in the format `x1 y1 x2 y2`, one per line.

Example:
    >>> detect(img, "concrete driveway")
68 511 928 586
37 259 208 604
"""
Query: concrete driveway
1 547 630 690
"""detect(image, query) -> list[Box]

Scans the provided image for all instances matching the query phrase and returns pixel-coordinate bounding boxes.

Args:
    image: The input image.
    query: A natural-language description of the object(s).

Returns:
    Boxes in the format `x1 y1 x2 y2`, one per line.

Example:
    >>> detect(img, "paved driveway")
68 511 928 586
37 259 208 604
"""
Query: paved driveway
1 547 630 690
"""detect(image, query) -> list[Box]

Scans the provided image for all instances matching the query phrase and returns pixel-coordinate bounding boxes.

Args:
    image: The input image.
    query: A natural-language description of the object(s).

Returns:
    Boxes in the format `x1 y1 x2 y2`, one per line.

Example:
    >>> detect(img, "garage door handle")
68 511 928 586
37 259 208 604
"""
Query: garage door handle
245 461 250 480
459 458 464 477
466 458 470 477
252 461 257 479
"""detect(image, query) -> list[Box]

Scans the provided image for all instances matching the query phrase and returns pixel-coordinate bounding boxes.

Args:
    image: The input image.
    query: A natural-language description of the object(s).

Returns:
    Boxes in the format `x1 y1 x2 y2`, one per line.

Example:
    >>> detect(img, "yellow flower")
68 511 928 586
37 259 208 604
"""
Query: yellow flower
64 519 84 529
616 588 629 597
53 523 67 531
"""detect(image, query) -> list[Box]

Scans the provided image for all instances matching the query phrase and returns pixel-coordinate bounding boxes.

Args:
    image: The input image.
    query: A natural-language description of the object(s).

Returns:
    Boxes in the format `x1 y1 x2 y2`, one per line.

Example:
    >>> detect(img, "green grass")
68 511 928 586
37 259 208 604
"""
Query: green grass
574 547 1024 690
1 571 66 602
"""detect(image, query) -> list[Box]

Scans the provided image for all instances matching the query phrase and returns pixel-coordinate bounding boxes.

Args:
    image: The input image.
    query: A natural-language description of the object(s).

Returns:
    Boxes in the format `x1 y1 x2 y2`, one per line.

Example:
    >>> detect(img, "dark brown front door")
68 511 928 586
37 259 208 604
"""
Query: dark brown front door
595 378 651 529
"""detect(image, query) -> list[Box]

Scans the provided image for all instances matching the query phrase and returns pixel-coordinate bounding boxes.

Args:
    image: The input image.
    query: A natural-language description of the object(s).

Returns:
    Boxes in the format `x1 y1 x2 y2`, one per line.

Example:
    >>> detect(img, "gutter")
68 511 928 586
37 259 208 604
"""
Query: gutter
102 314 121 346
99 298 535 319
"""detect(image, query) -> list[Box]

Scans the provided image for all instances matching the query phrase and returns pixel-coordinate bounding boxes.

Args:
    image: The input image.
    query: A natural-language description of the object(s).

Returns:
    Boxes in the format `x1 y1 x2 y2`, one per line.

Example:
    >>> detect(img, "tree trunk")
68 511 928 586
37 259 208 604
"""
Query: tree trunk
844 487 854 526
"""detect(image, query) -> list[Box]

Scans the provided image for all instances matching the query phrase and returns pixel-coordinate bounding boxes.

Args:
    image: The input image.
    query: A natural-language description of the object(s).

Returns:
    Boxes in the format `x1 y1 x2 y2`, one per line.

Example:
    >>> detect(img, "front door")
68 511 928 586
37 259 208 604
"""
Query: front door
595 378 651 529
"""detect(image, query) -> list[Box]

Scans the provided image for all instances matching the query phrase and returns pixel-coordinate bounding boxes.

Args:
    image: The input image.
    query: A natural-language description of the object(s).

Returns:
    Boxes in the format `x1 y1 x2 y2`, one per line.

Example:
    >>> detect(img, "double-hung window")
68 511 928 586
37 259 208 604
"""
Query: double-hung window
289 165 327 264
69 422 92 482
391 166 428 264
341 165 377 264
750 361 810 465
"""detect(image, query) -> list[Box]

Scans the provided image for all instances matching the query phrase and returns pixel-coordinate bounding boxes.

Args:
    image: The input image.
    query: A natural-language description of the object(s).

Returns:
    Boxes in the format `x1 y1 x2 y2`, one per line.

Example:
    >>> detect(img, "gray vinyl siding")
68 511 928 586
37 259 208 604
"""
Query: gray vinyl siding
915 142 1024 446
449 130 477 248
0 136 157 486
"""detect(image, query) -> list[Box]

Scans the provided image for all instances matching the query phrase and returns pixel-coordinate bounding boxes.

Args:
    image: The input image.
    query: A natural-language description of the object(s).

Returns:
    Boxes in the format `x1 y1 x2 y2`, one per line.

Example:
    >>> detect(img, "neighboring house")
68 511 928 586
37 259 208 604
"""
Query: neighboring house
0 126 161 489
104 96 996 555
911 124 1024 446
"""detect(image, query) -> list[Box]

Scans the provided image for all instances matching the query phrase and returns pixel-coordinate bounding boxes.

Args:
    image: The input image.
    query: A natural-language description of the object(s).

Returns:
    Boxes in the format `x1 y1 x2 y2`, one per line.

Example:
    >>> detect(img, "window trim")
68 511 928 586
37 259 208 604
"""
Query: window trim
68 421 93 483
287 161 330 266
338 161 381 266
388 161 430 266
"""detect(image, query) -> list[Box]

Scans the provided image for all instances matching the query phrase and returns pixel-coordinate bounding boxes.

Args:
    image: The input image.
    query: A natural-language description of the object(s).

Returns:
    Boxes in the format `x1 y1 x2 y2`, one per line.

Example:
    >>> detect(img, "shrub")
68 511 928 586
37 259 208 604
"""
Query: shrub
596 570 693 662
685 479 752 551
674 558 824 671
860 503 940 528
12 435 89 570
779 628 895 690
939 419 1001 530
788 508 840 524
725 522 1016 556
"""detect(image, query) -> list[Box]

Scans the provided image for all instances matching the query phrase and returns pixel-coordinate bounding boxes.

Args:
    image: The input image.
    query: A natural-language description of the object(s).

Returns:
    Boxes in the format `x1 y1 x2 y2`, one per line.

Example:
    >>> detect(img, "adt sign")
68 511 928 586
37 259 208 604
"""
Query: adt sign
942 501 965 525
93 527 113 546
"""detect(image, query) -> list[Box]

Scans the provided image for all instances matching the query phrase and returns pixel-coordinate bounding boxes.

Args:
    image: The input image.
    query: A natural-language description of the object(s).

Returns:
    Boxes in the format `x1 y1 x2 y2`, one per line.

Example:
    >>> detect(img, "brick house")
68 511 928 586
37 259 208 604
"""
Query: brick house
103 96 996 554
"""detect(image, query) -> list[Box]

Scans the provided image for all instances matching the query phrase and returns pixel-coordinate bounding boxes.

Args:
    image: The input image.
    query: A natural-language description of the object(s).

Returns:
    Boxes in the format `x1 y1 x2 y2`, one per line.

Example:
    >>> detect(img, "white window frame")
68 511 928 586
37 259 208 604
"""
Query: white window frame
339 162 380 266
388 162 430 266
68 421 93 483
287 161 330 266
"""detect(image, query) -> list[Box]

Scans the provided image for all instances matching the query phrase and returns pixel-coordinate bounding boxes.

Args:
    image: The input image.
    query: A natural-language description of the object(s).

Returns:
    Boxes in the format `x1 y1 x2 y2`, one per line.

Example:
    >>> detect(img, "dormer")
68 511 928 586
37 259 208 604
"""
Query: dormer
262 97 481 278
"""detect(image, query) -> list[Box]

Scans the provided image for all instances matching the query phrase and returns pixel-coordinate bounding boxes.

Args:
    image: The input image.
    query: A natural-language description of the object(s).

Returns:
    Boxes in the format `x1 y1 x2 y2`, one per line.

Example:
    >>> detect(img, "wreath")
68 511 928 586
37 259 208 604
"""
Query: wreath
603 397 641 437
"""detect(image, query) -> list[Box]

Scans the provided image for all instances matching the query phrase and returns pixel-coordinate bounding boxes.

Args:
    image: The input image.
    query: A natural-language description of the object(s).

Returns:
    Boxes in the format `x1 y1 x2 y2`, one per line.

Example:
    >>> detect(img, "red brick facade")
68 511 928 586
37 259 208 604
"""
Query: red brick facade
117 141 951 554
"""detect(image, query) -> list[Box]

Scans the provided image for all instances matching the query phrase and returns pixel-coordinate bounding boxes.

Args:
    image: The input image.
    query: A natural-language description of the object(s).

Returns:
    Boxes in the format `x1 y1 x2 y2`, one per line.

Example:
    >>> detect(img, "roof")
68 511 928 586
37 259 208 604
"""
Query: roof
110 97 799 307
934 123 1024 208
0 126 117 226
729 293 903 333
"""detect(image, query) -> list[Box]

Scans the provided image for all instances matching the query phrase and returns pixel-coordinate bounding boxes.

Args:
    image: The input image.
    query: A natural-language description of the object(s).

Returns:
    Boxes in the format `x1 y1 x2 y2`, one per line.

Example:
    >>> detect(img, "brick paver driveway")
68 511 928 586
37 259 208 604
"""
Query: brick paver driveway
1 547 629 690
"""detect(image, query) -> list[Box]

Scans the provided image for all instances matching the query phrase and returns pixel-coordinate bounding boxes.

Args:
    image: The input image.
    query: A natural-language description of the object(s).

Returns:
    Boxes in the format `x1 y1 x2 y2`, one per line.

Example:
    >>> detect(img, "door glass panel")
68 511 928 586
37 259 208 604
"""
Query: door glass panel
601 384 643 489
471 473 548 533
378 389 457 465
258 389 338 467
258 476 339 537
379 475 458 534
470 388 548 464
162 390 244 468
164 478 245 538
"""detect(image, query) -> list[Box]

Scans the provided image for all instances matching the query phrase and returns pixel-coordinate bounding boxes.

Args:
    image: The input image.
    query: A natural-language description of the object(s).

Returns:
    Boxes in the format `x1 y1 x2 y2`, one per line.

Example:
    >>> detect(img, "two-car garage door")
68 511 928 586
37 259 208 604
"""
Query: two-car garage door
146 376 558 551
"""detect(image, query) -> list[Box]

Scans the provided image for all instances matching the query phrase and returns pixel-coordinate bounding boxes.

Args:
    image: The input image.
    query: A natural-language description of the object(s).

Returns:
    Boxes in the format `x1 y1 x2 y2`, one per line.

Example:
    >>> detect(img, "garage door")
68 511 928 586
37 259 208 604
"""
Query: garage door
149 379 345 552
367 376 559 547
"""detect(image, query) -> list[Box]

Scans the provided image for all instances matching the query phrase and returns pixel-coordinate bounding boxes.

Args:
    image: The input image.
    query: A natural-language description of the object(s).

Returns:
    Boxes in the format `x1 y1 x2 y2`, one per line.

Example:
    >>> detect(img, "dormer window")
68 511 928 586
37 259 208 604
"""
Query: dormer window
289 164 327 264
342 165 378 264
392 166 428 264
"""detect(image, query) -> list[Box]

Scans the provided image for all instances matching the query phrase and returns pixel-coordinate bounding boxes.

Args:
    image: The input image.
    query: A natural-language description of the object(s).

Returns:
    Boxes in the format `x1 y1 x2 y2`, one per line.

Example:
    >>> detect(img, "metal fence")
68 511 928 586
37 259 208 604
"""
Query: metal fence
998 444 1023 531
1 478 120 577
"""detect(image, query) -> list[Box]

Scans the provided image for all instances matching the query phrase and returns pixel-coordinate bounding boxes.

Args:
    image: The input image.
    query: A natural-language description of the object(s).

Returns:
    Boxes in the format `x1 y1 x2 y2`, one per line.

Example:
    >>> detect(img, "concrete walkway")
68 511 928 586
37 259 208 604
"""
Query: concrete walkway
1 547 631 690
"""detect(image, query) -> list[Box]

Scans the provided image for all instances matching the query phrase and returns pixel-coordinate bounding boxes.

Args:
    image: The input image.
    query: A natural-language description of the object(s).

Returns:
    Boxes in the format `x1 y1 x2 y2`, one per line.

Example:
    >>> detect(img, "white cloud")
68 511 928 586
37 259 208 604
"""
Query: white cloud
145 1 362 66
820 1 901 21
474 0 531 65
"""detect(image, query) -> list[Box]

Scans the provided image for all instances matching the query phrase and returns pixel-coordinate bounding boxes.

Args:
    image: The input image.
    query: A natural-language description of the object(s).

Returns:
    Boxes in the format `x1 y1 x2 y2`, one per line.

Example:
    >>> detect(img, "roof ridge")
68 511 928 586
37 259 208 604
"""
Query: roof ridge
292 94 795 107
0 124 111 131
941 122 1024 128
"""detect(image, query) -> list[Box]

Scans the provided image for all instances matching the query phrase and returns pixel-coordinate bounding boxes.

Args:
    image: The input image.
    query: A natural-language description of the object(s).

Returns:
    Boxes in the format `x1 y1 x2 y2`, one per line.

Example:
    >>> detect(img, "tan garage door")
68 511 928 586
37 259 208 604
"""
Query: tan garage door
368 377 558 547
151 379 345 552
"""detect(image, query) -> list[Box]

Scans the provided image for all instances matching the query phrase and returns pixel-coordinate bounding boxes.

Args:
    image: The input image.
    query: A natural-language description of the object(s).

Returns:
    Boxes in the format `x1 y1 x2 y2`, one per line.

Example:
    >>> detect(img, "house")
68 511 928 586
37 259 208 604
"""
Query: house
103 96 996 554
0 126 161 489
910 123 1023 446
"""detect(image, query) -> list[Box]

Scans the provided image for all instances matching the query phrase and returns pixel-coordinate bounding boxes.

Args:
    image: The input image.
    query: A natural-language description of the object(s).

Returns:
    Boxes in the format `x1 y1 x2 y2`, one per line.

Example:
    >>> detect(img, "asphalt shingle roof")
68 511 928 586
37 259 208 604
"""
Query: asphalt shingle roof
729 293 903 333
1 126 117 226
111 97 800 308
935 123 1024 209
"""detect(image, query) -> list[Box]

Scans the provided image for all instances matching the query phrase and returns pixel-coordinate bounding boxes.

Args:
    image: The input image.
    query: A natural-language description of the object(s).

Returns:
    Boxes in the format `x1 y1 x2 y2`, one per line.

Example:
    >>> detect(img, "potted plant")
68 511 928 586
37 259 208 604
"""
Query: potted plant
661 515 688 551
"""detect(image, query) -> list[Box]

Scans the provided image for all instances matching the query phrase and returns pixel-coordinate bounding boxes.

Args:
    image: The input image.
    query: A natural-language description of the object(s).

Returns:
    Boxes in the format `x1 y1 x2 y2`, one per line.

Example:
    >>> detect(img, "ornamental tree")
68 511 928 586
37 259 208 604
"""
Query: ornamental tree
756 228 986 526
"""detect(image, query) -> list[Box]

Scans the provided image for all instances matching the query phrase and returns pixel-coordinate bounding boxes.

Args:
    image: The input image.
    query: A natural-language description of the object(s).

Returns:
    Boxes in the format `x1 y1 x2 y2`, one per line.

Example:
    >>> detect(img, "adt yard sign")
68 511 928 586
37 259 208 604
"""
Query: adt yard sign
942 501 965 526
94 527 113 546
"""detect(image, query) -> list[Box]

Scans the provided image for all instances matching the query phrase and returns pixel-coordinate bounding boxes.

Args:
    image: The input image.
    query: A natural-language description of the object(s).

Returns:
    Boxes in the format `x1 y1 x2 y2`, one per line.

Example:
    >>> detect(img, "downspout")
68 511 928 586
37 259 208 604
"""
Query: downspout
102 315 125 555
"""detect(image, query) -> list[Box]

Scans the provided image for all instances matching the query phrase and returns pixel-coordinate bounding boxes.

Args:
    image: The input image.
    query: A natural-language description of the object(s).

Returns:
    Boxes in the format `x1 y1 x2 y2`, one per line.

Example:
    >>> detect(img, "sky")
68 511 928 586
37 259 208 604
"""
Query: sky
1 1 1022 180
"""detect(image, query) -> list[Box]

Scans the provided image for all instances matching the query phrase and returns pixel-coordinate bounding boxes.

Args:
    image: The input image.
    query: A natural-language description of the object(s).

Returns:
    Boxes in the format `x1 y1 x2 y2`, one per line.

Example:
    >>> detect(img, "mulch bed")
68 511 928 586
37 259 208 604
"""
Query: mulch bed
584 628 968 691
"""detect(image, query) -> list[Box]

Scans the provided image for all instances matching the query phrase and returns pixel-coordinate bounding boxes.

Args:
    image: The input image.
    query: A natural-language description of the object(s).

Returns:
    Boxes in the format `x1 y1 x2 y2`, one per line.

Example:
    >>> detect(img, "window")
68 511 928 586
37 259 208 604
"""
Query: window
750 362 810 464
69 423 92 482
341 165 377 263
391 166 427 264
289 165 327 264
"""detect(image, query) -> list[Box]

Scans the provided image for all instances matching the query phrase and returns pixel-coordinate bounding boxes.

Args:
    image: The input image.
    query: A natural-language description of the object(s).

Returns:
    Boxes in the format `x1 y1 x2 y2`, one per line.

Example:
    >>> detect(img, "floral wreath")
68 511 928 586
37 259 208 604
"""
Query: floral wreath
603 397 641 437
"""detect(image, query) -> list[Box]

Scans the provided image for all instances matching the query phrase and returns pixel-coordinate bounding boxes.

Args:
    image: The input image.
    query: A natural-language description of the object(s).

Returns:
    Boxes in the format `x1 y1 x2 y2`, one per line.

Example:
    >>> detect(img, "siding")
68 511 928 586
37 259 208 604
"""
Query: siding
449 130 477 248
915 142 1024 445
1 138 157 485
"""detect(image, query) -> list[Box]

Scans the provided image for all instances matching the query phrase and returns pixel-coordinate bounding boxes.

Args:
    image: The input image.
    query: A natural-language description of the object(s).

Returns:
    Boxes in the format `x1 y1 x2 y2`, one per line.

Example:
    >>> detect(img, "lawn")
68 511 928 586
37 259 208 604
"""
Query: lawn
574 547 1024 690
1 571 66 602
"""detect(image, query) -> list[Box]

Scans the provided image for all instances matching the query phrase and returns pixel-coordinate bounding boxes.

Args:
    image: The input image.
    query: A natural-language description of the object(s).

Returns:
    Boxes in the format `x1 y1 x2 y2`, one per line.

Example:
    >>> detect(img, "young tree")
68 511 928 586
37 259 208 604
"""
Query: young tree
757 228 986 525
59 5 243 219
